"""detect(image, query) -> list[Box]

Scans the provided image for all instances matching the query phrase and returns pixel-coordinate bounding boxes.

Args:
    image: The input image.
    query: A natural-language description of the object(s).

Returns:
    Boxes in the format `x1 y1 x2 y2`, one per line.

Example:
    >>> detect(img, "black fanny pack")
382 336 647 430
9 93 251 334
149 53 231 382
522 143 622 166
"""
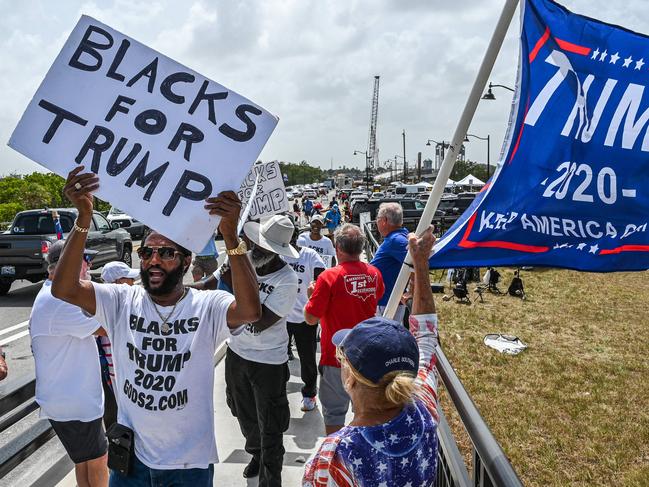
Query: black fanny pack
106 423 134 475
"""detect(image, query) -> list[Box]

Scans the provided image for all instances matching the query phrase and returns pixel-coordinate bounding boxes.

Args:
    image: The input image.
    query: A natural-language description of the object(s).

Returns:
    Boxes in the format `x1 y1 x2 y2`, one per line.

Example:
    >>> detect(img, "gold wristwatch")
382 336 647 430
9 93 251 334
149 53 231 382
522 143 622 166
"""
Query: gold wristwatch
226 240 248 256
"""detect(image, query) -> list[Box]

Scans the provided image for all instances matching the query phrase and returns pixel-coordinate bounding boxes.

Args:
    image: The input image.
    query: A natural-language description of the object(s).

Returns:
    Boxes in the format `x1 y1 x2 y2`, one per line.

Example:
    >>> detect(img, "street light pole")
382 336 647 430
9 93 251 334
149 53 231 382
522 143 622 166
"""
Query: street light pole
426 139 449 173
395 155 405 183
465 133 491 178
482 82 515 100
353 150 369 187
402 130 407 182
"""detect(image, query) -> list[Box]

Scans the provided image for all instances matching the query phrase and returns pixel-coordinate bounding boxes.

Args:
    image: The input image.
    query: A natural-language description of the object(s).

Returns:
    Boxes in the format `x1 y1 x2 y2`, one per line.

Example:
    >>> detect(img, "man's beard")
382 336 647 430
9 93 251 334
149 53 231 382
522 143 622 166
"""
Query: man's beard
251 249 275 269
141 263 185 296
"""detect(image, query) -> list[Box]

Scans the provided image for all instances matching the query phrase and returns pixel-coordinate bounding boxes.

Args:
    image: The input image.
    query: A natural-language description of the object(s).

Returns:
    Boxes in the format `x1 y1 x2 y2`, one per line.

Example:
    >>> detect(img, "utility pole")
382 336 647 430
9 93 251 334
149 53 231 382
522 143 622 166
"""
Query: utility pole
402 129 407 182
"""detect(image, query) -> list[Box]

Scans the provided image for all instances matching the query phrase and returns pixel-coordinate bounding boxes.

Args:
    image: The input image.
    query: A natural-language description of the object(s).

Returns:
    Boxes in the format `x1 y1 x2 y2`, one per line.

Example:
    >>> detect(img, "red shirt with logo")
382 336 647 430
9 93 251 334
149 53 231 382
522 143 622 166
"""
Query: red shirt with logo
305 261 384 367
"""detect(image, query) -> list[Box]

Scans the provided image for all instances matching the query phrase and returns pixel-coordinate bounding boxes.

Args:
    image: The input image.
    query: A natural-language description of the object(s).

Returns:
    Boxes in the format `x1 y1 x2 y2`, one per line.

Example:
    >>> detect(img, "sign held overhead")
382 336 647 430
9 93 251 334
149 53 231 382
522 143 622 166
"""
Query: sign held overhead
238 160 289 221
8 15 278 252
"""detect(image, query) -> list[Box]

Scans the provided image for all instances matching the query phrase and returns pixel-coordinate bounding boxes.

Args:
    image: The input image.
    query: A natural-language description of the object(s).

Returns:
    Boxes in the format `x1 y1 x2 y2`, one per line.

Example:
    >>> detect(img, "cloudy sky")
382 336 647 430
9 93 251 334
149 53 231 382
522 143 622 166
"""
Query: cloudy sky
1 0 648 175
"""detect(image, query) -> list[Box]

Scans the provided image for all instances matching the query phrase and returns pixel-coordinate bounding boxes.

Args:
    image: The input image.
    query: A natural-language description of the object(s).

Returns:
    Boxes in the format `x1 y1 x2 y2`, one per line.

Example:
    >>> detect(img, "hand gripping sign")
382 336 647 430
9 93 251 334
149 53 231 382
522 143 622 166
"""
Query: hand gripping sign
8 16 278 252
431 0 649 272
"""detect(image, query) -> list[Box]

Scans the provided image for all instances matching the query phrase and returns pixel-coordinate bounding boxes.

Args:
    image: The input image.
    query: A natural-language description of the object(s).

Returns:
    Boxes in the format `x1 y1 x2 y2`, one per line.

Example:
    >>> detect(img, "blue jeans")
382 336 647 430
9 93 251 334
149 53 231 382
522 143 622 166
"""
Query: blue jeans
110 454 214 487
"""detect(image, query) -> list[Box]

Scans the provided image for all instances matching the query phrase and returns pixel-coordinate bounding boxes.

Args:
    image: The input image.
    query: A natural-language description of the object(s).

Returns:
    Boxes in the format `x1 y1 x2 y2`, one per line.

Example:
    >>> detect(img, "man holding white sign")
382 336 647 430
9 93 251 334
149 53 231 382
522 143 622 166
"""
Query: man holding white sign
52 167 261 486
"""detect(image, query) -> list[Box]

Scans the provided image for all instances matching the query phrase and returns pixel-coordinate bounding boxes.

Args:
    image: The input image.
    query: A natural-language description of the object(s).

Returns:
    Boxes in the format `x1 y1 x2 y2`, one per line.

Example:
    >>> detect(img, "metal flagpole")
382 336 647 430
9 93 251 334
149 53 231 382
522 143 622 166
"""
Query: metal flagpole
382 0 520 319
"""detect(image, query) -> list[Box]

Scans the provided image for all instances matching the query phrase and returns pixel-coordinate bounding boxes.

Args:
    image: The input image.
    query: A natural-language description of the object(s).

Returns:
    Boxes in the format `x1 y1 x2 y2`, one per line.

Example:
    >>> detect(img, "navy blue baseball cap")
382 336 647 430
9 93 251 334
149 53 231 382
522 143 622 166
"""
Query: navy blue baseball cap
332 317 419 384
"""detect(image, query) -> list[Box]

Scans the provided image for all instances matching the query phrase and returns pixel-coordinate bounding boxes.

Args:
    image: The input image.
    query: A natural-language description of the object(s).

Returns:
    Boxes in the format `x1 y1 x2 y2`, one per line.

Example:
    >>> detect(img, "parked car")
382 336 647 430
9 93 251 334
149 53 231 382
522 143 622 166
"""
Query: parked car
351 198 443 225
106 207 145 239
435 193 479 225
0 208 133 295
303 189 318 199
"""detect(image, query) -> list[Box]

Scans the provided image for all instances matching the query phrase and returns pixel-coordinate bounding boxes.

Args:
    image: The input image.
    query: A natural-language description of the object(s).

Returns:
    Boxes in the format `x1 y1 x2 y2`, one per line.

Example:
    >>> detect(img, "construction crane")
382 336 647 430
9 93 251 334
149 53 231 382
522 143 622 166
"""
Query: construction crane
365 75 380 185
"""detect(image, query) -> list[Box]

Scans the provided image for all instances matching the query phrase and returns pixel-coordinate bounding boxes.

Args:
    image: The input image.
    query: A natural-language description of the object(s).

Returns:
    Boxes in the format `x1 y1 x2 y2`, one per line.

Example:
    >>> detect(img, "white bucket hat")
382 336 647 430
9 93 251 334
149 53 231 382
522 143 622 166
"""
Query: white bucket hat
243 215 299 258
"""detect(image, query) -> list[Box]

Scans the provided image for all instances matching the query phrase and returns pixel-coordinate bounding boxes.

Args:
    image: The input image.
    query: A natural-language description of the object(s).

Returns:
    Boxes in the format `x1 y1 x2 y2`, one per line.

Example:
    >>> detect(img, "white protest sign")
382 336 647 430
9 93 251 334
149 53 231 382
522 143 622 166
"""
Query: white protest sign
237 160 288 221
8 16 278 252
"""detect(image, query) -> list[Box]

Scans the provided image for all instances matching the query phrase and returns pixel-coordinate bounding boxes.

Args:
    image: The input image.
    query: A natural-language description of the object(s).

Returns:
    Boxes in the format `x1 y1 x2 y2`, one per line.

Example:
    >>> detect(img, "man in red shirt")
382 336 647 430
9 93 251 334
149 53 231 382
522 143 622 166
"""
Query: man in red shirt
304 223 384 434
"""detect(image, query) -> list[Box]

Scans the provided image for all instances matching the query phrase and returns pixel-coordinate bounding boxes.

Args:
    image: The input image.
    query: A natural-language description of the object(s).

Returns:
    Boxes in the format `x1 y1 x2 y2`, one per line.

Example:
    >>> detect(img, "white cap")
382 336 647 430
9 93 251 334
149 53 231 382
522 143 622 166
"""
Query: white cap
101 261 140 283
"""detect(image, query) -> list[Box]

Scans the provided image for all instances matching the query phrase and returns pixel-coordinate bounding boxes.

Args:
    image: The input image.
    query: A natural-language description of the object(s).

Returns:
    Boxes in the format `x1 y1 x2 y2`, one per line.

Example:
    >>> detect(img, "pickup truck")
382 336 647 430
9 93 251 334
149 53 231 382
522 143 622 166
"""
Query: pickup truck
351 198 443 225
0 208 133 295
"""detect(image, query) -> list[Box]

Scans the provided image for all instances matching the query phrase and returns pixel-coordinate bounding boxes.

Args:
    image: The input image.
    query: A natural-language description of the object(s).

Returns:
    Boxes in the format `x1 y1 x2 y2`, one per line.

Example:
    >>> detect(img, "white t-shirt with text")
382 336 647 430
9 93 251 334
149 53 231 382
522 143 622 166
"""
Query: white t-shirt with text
282 248 325 323
30 280 104 422
297 232 336 267
92 283 234 470
228 264 298 364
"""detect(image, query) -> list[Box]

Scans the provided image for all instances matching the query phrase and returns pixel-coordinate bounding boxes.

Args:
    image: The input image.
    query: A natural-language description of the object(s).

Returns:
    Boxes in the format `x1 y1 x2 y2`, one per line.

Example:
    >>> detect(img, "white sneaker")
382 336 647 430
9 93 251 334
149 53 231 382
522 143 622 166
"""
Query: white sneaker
301 397 317 412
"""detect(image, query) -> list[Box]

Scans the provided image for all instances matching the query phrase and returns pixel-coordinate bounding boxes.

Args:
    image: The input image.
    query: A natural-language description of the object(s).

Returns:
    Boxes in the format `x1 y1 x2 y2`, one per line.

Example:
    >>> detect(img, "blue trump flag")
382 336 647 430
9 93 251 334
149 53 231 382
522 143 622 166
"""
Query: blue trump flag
431 0 649 272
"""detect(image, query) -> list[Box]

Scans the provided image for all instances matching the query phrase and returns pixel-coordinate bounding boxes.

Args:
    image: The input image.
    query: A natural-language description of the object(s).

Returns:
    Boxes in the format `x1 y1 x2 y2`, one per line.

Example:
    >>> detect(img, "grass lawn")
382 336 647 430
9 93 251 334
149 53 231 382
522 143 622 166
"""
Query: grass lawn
434 268 649 486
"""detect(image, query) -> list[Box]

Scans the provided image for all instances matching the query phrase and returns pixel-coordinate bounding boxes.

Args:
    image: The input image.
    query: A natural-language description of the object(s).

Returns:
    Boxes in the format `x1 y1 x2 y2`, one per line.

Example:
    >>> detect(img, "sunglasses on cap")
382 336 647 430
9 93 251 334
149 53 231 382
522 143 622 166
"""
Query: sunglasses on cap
137 246 183 261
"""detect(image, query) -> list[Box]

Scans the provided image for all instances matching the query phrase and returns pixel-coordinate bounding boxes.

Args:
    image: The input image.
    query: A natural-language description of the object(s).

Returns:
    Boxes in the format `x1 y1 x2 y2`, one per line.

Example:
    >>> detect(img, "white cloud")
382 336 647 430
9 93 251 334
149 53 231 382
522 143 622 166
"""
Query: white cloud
1 0 649 174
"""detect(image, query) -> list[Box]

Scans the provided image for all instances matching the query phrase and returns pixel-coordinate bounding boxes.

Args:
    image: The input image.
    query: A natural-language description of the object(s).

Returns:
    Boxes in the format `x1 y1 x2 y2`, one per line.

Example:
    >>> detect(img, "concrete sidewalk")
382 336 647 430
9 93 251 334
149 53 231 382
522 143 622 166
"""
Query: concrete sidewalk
212 351 328 485
57 348 331 486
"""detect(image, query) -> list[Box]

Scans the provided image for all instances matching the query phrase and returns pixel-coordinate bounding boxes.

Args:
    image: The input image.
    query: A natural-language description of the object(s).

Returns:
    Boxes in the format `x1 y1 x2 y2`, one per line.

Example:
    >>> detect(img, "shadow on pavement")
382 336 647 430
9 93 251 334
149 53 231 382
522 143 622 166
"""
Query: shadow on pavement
0 281 43 308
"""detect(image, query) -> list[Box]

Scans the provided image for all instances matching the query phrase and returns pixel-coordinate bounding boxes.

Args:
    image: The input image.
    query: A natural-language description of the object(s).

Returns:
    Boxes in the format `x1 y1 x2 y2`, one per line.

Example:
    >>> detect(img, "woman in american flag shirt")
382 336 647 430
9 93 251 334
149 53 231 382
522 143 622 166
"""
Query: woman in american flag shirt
303 227 439 487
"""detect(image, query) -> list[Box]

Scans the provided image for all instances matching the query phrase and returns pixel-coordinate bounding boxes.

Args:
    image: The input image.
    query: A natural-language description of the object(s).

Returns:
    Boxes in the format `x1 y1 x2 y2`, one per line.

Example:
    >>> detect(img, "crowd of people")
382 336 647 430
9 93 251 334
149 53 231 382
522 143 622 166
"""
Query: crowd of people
295 195 350 234
26 166 440 487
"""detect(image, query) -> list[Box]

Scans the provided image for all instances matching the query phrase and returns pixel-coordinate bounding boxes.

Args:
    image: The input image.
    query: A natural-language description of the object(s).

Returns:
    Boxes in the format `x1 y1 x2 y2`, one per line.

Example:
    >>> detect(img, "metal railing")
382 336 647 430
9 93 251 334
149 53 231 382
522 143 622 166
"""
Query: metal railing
0 376 56 480
364 219 523 487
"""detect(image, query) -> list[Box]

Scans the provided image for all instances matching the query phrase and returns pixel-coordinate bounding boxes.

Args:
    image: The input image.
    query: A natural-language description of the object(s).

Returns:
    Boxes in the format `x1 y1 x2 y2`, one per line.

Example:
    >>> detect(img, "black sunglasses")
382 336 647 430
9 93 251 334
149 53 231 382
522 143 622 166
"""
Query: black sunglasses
83 254 94 264
137 246 182 261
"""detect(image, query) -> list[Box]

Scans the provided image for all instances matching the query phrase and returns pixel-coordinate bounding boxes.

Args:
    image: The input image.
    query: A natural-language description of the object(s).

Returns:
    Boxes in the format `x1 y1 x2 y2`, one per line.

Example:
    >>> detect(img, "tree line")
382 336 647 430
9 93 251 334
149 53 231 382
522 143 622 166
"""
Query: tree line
0 172 111 223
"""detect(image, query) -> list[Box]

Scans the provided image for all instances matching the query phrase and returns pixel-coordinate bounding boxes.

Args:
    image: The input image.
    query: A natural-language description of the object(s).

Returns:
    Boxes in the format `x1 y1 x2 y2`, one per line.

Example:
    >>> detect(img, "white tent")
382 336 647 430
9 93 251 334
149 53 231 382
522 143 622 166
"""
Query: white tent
456 174 485 186
445 178 457 187
374 170 404 182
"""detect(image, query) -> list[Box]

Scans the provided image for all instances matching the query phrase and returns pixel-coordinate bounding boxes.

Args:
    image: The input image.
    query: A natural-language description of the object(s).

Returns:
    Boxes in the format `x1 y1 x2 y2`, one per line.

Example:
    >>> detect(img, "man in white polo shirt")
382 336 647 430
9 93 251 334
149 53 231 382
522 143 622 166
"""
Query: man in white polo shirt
30 239 107 487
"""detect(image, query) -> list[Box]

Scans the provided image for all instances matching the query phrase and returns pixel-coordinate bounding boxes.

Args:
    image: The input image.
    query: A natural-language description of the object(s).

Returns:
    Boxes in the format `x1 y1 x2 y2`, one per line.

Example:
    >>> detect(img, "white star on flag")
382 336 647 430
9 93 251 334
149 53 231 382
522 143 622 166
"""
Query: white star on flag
420 458 430 470
599 50 608 61
401 458 409 467
352 457 363 467
609 52 620 64
591 48 600 59
623 56 633 67
388 433 400 444
635 58 645 70
589 244 599 254
577 243 586 250
377 462 387 472
373 441 385 449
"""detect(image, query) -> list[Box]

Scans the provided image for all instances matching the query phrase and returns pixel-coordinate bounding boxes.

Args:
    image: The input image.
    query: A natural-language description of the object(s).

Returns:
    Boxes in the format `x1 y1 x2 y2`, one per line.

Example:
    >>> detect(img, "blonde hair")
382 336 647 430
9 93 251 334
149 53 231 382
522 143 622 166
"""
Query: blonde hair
336 347 416 407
